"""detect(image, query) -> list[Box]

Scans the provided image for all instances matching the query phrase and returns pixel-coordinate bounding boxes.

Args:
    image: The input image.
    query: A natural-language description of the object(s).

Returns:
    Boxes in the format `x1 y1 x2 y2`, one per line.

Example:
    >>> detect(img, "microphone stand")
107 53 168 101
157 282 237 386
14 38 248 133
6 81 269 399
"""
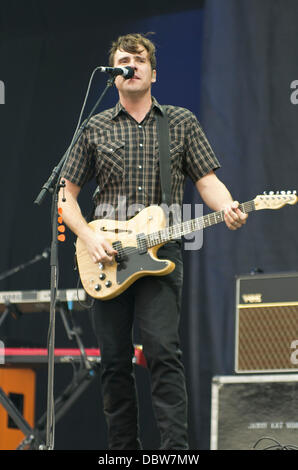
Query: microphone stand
34 74 116 450
0 247 51 282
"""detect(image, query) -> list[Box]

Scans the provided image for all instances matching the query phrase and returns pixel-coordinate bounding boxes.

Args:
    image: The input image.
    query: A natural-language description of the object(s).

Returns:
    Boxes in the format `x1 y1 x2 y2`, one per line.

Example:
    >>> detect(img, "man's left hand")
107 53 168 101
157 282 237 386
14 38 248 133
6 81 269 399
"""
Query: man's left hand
223 201 248 230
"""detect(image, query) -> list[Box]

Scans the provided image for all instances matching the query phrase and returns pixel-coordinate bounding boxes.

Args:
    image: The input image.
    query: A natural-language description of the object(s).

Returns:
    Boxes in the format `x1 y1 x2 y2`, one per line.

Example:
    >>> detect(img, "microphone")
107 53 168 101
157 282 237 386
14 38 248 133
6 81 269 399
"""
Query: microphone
42 247 51 259
98 66 134 79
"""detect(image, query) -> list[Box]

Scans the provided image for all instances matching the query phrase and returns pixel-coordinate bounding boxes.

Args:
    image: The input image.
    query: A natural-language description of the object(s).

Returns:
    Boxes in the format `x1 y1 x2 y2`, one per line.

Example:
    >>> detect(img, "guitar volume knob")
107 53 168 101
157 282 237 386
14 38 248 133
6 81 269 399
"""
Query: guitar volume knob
94 284 101 292
105 280 112 288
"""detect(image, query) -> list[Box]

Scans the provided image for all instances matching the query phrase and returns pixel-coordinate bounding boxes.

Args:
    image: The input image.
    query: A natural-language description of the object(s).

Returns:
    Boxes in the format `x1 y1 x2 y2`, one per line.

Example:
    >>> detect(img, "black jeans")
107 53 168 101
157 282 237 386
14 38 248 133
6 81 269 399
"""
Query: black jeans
90 241 188 450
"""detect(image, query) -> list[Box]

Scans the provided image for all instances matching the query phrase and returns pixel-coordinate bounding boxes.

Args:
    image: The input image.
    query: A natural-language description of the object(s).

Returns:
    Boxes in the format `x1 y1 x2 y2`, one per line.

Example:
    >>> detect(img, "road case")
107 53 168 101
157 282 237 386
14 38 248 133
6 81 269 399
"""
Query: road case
210 374 298 450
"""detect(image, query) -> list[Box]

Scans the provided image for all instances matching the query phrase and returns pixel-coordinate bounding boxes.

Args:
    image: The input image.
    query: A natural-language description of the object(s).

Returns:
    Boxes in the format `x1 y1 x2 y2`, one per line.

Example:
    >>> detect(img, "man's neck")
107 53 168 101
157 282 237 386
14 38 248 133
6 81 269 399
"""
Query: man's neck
119 92 153 123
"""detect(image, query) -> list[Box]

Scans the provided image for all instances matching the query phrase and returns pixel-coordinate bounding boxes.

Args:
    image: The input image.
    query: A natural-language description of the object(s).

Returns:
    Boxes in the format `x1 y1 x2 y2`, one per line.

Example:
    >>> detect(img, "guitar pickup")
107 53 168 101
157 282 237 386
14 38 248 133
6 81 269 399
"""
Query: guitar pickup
137 233 148 255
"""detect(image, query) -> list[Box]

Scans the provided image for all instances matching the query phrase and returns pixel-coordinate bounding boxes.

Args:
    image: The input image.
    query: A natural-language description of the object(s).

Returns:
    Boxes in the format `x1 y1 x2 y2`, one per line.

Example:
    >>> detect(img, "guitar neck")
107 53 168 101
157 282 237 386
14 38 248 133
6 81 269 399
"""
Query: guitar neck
146 200 256 248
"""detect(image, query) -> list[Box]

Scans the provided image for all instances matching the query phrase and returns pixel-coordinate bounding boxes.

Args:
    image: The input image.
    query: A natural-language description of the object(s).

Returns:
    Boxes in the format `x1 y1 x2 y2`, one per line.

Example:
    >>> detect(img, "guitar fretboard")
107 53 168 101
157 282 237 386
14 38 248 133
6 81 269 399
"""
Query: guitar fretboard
146 200 255 247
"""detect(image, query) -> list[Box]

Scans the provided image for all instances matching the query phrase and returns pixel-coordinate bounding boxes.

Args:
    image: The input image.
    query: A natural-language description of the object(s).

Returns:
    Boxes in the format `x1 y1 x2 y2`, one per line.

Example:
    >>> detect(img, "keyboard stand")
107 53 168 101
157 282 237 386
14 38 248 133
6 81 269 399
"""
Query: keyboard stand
0 296 101 450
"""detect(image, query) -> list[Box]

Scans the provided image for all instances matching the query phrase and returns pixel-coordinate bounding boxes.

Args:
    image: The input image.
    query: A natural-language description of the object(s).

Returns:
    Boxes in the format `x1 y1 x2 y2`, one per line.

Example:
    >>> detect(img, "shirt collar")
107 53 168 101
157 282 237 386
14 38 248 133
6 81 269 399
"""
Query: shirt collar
111 96 164 119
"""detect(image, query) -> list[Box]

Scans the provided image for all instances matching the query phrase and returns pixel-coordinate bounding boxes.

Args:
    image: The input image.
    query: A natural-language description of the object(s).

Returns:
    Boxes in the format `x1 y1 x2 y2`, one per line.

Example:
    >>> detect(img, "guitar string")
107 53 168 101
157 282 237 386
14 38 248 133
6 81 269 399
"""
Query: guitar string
99 195 294 261
106 200 257 260
142 196 292 249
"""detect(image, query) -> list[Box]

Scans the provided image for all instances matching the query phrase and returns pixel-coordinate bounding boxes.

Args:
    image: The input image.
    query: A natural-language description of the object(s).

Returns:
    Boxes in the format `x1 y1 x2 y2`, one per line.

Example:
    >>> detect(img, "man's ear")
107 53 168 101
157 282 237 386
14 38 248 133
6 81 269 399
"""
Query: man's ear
151 69 157 83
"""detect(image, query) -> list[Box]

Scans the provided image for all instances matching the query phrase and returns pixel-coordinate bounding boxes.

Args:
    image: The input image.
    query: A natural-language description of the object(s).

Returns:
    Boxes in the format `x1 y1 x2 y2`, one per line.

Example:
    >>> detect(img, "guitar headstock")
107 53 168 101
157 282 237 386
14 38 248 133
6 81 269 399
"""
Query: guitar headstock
254 191 298 210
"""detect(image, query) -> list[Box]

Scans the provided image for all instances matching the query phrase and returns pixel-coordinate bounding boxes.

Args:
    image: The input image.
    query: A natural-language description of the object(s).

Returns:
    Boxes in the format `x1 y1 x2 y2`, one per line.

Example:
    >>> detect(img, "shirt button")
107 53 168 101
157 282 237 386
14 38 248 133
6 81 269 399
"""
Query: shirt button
139 143 143 147
138 125 142 129
138 165 142 169
138 186 142 191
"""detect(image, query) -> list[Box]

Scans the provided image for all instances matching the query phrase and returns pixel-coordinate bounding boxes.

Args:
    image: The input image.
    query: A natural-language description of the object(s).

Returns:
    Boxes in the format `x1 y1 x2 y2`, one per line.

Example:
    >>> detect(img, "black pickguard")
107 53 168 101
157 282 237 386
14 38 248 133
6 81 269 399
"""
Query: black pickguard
116 247 168 284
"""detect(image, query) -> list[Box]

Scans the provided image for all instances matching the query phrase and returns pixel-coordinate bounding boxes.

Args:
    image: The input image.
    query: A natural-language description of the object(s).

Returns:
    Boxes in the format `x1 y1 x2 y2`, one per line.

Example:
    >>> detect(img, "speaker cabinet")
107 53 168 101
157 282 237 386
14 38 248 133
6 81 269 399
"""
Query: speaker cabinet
0 368 35 450
235 272 298 373
210 374 298 450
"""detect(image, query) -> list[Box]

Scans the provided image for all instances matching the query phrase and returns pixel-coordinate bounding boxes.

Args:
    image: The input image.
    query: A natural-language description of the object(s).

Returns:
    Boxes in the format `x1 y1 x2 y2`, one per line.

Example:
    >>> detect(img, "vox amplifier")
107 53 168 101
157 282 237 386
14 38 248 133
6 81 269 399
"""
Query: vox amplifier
235 272 298 373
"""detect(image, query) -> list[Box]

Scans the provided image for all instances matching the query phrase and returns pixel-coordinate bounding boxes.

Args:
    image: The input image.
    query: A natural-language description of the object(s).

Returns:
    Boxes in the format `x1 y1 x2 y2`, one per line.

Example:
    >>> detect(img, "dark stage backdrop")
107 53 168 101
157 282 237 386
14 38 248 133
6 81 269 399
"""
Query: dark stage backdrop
196 0 298 448
0 0 298 450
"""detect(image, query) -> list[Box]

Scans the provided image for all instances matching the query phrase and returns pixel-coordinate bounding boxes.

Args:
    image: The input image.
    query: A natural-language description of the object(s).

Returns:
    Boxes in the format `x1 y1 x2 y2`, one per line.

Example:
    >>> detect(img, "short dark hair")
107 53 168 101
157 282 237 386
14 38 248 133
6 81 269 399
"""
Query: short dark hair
109 33 156 70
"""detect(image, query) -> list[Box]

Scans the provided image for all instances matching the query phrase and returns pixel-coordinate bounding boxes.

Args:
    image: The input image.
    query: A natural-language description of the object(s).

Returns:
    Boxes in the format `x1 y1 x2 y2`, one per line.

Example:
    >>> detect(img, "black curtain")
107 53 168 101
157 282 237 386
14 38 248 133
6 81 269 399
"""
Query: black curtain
190 0 298 448
1 0 298 450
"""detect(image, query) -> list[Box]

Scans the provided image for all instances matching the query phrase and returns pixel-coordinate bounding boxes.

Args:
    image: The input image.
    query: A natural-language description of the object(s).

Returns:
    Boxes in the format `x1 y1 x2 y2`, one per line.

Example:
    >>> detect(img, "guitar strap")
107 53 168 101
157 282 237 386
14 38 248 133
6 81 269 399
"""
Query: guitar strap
156 105 171 207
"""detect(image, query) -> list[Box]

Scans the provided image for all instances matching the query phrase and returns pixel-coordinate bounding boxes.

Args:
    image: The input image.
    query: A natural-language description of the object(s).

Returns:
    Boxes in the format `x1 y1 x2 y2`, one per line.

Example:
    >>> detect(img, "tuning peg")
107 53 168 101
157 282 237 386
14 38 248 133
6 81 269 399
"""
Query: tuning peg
269 191 274 195
287 190 292 194
263 191 267 195
281 191 286 195
293 190 297 194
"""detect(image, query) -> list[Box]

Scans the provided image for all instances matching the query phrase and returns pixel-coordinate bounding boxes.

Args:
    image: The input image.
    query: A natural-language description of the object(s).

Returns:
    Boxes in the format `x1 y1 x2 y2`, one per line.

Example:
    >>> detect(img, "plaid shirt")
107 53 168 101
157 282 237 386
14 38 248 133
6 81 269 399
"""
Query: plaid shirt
62 97 220 220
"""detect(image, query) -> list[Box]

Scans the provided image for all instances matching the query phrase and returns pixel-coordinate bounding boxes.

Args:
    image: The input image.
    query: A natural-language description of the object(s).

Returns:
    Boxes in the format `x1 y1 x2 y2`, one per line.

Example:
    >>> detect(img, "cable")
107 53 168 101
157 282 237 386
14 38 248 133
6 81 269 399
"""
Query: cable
253 436 298 450
76 274 94 310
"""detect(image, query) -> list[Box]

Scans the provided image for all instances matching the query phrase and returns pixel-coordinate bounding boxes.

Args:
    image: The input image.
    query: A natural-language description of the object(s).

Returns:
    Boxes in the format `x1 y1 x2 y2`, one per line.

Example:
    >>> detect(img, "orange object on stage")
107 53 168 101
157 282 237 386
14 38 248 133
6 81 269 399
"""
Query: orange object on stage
0 346 146 449
0 368 35 450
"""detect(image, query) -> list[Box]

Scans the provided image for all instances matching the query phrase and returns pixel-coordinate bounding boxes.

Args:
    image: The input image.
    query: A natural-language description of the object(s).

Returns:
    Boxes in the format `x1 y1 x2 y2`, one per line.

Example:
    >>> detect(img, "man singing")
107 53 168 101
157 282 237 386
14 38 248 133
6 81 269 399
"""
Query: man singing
59 33 247 449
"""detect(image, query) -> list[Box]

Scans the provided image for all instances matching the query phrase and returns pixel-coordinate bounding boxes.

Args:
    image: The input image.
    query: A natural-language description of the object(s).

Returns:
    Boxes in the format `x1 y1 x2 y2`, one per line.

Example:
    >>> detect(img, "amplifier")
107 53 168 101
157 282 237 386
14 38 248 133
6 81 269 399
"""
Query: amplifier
235 272 298 373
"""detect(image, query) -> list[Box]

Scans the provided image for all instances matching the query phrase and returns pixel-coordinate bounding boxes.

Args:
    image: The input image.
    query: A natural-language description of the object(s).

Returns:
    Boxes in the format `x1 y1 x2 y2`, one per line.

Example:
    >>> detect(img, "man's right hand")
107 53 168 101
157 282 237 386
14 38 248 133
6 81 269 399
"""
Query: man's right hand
82 230 118 264
58 178 118 264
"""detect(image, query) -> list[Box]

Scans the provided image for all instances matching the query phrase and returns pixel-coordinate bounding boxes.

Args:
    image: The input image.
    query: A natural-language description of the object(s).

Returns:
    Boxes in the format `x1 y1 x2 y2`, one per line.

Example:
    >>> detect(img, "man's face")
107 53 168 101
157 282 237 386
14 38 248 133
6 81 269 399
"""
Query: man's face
113 47 156 97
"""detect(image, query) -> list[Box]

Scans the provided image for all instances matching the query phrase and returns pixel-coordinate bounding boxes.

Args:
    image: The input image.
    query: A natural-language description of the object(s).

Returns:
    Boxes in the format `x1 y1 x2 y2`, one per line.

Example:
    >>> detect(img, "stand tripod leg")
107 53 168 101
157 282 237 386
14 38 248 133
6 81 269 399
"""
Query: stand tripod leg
0 387 42 449
0 308 10 328
38 364 99 437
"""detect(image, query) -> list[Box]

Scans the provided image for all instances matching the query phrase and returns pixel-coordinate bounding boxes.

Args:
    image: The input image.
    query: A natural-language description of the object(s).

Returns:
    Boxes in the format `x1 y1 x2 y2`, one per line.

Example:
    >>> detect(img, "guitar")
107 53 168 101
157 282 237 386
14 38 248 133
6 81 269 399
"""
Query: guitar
76 192 297 300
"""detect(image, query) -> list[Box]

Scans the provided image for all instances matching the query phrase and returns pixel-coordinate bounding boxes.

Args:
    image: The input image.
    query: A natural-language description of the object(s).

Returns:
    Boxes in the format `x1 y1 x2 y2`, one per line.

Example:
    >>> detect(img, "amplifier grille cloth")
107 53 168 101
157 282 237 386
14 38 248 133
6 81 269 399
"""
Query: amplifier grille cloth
237 304 298 371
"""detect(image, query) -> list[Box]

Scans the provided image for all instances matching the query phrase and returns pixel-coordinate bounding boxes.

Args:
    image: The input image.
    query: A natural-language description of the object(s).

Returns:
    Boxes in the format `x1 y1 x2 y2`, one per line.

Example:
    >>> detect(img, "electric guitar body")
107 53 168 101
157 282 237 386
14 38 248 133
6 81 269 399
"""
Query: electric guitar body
76 205 175 300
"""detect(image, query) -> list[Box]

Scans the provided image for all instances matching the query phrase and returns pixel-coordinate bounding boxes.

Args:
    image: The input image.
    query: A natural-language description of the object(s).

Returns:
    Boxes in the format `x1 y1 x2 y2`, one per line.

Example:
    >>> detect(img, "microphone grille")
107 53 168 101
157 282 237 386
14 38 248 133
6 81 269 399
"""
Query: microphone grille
124 67 135 79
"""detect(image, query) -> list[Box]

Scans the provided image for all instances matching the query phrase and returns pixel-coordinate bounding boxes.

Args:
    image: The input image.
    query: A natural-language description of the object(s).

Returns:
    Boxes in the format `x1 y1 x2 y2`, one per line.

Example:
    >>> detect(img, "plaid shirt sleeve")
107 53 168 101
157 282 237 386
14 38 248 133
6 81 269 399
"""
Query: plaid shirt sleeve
61 126 95 187
183 112 221 183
